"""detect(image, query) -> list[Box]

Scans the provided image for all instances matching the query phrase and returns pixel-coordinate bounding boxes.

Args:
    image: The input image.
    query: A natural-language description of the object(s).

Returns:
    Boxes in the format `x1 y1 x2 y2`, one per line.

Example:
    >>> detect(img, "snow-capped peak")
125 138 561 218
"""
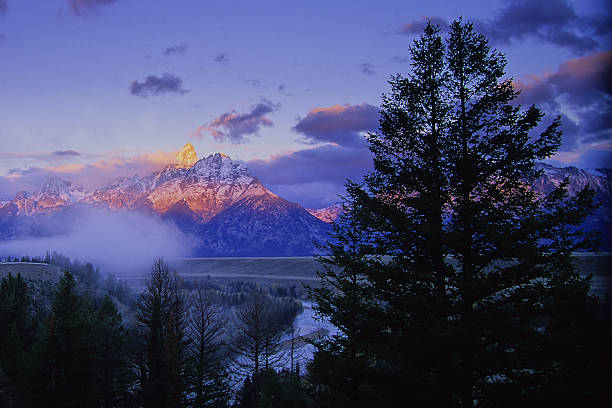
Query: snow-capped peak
192 153 252 183
39 176 69 194
36 176 88 202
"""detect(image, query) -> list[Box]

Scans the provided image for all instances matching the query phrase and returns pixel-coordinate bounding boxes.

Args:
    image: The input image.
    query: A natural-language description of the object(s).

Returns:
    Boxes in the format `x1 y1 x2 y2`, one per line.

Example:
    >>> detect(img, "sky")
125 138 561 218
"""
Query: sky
0 0 610 208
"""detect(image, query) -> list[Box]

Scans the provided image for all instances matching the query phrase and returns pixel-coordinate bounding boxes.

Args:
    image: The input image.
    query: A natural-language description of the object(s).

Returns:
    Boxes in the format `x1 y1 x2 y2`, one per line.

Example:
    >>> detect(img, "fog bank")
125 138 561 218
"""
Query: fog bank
0 208 194 275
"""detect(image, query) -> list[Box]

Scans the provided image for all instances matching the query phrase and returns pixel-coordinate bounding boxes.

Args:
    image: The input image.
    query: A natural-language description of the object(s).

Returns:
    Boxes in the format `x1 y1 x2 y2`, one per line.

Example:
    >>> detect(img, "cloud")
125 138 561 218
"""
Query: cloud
358 63 376 75
0 0 7 15
0 208 193 274
246 102 379 205
479 0 610 55
0 150 84 169
129 73 188 97
398 16 449 34
214 53 228 64
192 100 280 144
516 51 612 106
67 0 120 16
397 3 609 55
162 43 188 56
52 150 81 158
514 50 612 164
292 103 379 148
246 144 373 208
0 150 178 199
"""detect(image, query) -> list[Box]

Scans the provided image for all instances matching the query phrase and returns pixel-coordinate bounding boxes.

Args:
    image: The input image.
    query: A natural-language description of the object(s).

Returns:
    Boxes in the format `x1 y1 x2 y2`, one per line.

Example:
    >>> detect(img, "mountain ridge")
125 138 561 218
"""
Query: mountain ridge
1 148 610 253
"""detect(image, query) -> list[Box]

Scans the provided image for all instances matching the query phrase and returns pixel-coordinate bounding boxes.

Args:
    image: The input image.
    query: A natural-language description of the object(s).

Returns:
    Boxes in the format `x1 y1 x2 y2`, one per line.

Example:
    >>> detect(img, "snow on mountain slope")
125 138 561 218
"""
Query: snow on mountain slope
8 177 90 216
307 203 344 223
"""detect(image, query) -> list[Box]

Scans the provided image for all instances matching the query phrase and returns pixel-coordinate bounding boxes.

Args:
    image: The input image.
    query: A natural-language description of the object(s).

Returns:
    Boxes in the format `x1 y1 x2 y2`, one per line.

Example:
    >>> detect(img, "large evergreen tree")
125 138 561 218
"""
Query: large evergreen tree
309 20 606 407
137 258 188 408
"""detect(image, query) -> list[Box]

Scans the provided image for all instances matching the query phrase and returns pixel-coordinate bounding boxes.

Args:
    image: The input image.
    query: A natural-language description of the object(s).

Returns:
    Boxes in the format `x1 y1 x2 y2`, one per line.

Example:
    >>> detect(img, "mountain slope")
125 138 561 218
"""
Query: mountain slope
196 192 331 256
307 204 344 223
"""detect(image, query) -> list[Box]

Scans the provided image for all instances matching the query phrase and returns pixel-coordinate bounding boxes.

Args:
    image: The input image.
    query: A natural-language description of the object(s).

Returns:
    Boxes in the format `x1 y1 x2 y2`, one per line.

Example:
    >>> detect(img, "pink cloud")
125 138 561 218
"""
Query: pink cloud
192 100 279 144
0 150 180 198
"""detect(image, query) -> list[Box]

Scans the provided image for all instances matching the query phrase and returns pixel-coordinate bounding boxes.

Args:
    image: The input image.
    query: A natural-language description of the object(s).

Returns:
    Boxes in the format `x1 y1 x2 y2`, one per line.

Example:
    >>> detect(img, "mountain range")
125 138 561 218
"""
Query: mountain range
0 144 610 255
0 144 330 256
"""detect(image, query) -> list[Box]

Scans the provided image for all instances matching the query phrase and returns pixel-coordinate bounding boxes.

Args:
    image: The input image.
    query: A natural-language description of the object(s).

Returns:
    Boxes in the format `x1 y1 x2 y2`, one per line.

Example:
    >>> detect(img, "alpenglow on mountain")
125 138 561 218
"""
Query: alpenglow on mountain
0 144 331 256
0 145 610 253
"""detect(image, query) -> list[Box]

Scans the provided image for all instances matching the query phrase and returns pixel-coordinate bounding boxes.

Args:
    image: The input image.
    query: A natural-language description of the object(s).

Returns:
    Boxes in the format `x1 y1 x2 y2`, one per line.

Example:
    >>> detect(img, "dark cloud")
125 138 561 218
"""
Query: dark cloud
162 43 188 56
515 51 612 156
397 3 609 55
193 100 280 144
479 0 609 55
0 0 7 15
129 73 188 97
246 144 373 208
214 53 228 64
253 103 379 205
358 63 375 75
398 16 449 34
293 103 379 148
52 150 81 157
67 0 120 16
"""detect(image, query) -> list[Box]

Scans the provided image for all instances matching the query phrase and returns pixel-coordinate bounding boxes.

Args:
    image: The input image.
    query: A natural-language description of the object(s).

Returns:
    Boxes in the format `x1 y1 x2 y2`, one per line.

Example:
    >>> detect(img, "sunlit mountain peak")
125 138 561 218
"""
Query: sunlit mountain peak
177 142 197 168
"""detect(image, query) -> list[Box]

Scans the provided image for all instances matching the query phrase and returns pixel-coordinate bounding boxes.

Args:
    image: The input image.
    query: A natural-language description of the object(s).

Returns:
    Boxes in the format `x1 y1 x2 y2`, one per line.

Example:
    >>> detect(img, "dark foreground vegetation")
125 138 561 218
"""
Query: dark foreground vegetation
0 255 305 408
1 19 610 408
307 19 610 408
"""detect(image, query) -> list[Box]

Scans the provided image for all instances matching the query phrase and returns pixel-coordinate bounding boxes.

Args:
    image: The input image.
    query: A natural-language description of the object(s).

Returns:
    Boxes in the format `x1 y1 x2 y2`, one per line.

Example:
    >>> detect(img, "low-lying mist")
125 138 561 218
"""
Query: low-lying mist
0 207 194 275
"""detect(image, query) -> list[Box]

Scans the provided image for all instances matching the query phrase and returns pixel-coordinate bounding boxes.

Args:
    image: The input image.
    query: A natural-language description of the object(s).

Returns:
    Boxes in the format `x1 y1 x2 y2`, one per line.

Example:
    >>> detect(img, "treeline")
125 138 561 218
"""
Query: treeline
1 251 133 307
0 258 307 408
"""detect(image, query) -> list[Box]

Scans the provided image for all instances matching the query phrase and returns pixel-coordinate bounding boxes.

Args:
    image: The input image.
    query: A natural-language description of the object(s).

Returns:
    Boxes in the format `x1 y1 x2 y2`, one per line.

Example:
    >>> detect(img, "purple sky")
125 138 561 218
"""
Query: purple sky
0 0 610 208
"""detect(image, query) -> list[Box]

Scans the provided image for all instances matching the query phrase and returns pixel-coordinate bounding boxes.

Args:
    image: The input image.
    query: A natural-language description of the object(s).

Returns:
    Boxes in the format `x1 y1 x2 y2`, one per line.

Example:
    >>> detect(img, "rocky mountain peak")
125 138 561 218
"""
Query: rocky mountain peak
177 142 198 168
